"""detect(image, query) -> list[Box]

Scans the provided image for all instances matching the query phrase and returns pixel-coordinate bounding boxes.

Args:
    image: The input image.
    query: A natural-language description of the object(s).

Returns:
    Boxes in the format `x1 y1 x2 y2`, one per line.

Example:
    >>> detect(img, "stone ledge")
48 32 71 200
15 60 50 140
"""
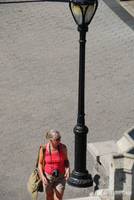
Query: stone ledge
87 140 118 160
120 0 134 17
87 140 119 175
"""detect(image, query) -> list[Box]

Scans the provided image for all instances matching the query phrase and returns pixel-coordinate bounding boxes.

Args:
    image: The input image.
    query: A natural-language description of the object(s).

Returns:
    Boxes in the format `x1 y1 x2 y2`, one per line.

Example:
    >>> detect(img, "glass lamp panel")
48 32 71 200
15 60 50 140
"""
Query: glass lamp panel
70 3 83 25
84 4 96 24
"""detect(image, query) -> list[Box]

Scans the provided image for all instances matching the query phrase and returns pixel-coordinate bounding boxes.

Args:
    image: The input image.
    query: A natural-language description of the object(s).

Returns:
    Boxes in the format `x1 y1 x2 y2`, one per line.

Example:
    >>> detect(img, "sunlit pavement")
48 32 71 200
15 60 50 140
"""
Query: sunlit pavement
0 0 133 200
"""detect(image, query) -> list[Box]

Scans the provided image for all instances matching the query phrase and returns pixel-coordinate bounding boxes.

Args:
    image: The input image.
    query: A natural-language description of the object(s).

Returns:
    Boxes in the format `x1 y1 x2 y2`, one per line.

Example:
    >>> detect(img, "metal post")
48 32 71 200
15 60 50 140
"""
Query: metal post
68 26 93 187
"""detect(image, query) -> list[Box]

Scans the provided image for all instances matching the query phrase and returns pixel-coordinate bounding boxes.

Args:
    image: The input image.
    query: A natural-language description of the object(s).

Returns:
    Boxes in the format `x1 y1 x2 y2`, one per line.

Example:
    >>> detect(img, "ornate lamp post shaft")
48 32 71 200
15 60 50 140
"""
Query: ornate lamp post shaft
68 0 98 187
77 27 87 127
68 26 92 187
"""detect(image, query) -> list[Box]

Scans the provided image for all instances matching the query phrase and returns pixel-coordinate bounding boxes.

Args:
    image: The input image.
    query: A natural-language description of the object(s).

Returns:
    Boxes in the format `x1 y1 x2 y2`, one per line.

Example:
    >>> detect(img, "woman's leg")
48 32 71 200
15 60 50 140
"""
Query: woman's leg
43 181 54 200
44 173 55 200
46 189 54 200
54 189 64 200
54 176 66 200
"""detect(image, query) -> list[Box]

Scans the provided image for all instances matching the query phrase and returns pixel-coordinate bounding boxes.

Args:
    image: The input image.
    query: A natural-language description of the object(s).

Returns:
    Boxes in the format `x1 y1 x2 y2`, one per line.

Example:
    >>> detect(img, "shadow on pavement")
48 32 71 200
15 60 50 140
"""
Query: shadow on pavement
103 0 134 30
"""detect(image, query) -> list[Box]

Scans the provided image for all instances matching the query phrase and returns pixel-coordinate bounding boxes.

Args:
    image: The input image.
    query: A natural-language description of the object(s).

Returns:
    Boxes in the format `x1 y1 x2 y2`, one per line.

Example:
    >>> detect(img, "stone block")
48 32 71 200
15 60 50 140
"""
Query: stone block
117 127 134 154
87 140 118 163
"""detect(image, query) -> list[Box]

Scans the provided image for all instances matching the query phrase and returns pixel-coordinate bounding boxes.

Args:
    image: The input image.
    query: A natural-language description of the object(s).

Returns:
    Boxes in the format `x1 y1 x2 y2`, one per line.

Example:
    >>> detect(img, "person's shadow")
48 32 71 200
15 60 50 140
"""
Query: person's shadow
93 174 100 192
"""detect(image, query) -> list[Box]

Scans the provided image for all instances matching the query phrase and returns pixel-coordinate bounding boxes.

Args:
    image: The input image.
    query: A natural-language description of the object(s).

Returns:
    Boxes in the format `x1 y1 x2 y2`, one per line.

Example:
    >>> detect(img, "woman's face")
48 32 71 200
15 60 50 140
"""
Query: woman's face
51 132 61 148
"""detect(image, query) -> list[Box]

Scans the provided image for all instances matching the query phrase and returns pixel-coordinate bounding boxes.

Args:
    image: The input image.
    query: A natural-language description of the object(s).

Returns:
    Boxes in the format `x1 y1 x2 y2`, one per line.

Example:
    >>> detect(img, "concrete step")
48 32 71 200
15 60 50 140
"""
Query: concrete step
66 196 101 200
66 197 89 200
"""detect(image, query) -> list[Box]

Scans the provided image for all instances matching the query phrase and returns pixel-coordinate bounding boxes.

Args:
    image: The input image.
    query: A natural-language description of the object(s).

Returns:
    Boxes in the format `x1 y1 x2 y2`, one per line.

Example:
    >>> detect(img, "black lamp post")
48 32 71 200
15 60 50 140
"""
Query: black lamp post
68 0 98 187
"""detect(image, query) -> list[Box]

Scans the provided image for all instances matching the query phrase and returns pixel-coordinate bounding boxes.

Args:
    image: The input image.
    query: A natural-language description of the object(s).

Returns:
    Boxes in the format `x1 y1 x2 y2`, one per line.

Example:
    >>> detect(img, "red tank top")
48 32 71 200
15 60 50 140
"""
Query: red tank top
44 143 66 175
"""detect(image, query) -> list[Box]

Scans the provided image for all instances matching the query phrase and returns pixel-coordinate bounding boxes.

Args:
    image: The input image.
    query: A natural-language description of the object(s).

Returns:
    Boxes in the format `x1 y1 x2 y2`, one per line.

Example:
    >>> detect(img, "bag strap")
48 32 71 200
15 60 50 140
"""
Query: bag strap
35 145 46 168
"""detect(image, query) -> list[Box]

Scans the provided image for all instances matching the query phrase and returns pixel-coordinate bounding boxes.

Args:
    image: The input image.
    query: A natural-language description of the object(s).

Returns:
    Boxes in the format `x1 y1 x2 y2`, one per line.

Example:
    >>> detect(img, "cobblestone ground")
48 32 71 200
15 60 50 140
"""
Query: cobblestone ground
0 0 134 200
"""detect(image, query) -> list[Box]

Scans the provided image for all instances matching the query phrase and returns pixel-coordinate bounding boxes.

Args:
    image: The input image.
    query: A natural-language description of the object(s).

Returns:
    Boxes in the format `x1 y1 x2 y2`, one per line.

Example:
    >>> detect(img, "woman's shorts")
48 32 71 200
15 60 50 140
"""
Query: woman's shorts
45 173 66 193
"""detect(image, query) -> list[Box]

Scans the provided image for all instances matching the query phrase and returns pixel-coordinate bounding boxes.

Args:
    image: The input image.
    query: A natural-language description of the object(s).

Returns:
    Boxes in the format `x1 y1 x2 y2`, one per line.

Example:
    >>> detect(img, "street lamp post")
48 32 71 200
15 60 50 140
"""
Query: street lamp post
68 0 98 187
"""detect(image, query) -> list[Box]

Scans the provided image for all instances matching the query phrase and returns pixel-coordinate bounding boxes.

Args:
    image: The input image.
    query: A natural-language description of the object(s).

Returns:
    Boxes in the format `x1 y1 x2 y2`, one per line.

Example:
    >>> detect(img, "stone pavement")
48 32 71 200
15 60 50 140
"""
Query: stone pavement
0 0 133 200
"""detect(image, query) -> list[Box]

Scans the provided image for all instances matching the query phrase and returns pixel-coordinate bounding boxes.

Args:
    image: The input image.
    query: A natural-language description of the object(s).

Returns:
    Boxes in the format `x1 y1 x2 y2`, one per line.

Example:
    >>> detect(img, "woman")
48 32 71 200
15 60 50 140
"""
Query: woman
38 130 70 200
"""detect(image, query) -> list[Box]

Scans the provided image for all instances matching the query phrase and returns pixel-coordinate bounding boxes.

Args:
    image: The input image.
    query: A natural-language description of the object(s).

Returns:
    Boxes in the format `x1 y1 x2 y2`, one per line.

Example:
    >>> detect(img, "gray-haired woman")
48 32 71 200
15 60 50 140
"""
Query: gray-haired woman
38 130 70 200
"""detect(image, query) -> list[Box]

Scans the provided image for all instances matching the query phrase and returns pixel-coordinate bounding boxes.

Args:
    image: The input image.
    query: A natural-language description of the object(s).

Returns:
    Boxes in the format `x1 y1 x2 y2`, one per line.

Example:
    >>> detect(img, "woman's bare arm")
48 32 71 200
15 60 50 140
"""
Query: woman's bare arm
38 147 48 186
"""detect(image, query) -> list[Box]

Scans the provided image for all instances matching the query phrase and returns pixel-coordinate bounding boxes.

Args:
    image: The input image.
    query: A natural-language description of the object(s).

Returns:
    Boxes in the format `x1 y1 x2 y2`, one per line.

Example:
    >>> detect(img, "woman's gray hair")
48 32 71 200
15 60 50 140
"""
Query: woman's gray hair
45 129 60 140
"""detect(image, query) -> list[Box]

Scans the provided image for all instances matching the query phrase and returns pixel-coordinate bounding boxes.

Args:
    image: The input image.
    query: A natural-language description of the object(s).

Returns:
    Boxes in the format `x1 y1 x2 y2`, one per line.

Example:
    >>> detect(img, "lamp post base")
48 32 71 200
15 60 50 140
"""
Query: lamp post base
67 170 93 188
